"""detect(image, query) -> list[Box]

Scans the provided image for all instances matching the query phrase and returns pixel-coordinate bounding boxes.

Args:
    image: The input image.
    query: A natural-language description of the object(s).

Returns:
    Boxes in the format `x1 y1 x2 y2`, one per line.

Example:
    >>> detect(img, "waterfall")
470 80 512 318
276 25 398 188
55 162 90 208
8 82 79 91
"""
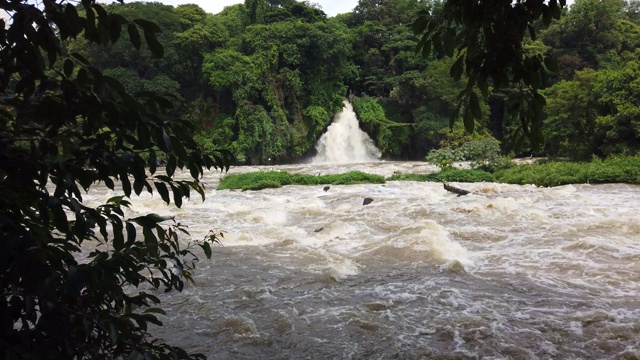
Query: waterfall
311 101 381 163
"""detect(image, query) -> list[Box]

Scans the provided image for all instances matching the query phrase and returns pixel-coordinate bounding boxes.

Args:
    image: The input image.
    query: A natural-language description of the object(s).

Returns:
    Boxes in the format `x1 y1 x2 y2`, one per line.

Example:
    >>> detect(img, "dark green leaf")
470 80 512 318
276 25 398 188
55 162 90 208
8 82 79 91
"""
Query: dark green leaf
443 28 455 57
113 219 124 251
201 241 212 259
77 68 88 86
133 19 162 33
412 16 428 35
93 4 108 19
108 16 122 43
166 155 176 177
63 59 74 77
71 52 90 65
155 182 170 204
544 56 559 73
188 162 200 180
104 75 127 96
15 76 35 97
469 92 481 119
171 184 183 208
107 195 126 204
143 30 163 58
463 108 474 133
143 307 167 315
527 23 536 41
533 91 547 106
125 222 136 247
104 177 115 190
120 172 131 197
550 1 562 19
477 74 488 98
133 179 144 196
130 213 174 228
171 138 188 161
450 56 464 81
449 102 462 128
542 7 552 26
149 150 157 175
143 226 158 255
67 266 83 294
421 39 432 59
127 24 141 50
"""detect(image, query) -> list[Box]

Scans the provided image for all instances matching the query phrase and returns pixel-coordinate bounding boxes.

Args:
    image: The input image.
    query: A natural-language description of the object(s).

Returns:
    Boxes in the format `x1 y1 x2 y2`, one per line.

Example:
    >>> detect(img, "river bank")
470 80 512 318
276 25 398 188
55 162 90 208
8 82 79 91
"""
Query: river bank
216 156 640 190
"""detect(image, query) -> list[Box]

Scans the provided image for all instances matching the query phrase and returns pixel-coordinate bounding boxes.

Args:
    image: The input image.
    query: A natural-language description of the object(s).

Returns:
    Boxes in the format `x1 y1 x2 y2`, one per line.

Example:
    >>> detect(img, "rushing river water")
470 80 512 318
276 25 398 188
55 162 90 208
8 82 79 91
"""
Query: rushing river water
83 161 640 359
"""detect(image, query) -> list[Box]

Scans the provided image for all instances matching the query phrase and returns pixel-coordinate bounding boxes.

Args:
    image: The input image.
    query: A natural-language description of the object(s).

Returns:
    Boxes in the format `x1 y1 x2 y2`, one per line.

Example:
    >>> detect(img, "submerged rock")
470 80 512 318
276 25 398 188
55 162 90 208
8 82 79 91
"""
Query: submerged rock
440 259 466 274
363 197 374 206
363 302 393 312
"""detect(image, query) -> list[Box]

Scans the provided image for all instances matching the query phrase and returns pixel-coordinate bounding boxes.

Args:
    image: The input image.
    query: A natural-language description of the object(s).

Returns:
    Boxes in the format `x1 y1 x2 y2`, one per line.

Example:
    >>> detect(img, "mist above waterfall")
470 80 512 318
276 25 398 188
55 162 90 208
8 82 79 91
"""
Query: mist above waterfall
311 101 381 163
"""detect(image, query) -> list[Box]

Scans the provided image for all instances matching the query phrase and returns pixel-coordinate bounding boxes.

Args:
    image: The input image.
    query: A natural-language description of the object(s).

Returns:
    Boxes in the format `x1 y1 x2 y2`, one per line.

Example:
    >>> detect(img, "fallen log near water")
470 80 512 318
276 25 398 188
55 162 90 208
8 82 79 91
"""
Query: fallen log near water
443 183 471 196
412 173 472 196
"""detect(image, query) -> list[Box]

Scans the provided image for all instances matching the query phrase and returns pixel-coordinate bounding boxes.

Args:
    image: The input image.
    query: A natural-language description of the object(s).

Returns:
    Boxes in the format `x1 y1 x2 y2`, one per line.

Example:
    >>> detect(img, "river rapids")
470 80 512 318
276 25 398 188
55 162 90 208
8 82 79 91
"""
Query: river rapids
83 161 640 359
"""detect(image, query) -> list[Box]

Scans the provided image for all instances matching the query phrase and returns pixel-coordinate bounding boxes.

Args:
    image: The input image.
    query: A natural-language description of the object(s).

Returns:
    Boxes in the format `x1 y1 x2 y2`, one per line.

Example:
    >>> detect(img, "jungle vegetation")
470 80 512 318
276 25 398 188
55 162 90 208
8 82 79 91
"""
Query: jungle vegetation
71 0 640 163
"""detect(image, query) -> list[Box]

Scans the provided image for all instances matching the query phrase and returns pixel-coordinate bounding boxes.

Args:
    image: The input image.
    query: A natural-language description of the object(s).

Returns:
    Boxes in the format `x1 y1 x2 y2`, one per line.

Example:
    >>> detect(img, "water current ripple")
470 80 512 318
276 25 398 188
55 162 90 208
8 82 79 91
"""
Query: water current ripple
83 163 640 359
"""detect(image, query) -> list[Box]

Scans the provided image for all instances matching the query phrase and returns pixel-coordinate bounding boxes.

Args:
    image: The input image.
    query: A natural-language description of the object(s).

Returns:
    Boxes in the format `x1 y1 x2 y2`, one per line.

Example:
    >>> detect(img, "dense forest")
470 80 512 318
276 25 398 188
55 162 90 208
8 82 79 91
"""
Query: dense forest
77 0 640 163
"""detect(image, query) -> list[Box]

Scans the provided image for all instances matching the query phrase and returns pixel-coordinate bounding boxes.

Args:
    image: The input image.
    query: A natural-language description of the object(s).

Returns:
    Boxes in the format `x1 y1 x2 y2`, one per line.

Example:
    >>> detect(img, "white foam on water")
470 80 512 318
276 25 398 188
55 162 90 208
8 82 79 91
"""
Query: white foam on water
386 221 471 265
81 165 640 358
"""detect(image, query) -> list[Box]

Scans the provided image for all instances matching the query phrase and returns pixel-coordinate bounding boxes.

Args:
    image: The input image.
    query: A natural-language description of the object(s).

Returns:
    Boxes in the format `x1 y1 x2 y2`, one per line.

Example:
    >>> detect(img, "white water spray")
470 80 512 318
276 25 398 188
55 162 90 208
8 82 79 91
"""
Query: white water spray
311 101 381 163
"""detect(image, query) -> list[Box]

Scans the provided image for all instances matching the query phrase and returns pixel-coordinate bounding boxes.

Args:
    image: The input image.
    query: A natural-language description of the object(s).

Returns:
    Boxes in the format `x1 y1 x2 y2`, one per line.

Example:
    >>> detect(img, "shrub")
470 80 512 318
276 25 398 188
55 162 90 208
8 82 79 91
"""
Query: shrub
426 137 511 172
437 168 496 182
494 156 640 186
425 147 465 170
459 138 508 171
389 169 494 183
243 180 282 191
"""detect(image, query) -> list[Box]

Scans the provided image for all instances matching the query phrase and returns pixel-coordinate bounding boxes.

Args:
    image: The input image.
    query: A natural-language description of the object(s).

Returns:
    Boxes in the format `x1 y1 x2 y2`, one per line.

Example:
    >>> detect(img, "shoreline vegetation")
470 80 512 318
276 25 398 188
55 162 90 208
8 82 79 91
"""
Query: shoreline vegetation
216 156 640 191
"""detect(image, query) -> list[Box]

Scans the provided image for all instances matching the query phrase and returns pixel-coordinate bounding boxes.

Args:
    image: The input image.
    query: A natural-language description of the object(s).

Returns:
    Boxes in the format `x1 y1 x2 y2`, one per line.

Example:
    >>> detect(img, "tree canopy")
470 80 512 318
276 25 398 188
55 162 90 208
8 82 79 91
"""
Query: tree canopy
413 0 567 148
52 0 640 162
0 1 231 359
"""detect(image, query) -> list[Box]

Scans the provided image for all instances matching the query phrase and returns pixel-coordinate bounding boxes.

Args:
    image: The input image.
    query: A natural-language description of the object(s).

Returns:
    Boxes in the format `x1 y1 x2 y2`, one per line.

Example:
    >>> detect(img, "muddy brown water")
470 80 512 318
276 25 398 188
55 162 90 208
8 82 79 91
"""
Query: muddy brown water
84 162 640 359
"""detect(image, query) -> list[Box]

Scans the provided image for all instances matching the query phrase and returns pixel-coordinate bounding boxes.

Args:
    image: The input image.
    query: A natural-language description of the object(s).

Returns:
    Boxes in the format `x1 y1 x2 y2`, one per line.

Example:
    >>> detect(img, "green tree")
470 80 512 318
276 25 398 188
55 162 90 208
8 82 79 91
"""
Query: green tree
543 61 640 158
347 0 430 97
201 13 354 163
542 0 626 70
0 1 231 359
172 6 229 99
543 69 600 159
414 0 567 148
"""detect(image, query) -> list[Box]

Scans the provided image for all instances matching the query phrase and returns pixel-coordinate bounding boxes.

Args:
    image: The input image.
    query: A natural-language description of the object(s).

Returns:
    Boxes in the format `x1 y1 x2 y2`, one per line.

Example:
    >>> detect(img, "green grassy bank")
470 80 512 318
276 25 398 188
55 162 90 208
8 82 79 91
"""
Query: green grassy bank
216 156 640 190
217 171 386 191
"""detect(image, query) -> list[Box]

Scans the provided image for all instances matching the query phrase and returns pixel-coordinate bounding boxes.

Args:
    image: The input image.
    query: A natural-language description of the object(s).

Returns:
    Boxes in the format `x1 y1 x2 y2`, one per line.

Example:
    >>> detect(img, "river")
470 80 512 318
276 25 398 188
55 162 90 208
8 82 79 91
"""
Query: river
83 161 640 359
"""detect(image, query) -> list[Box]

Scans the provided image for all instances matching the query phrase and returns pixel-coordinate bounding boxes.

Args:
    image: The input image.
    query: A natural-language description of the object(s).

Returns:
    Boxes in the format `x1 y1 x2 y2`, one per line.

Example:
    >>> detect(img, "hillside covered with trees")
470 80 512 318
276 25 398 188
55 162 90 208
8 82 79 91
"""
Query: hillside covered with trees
76 0 640 163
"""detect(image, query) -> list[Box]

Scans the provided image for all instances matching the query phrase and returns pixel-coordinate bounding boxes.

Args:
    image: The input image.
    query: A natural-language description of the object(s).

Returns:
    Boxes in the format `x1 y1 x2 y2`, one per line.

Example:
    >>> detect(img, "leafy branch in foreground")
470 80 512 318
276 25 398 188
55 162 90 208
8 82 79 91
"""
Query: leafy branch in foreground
413 0 567 149
0 1 232 359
